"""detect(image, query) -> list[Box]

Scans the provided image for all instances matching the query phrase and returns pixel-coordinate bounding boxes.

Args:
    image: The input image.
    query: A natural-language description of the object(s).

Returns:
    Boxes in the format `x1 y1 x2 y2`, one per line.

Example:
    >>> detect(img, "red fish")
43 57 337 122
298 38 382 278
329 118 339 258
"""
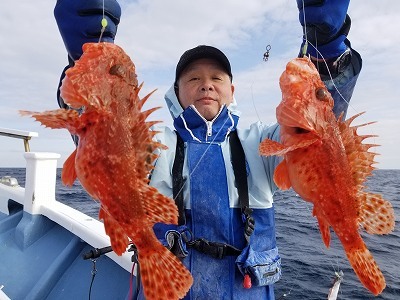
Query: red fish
21 42 192 299
259 57 395 296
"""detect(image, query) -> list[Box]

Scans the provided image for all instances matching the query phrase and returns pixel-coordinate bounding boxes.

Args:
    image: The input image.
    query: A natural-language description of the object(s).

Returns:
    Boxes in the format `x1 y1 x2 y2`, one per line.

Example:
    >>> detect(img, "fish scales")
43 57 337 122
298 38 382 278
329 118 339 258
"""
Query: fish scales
259 57 395 296
21 42 192 300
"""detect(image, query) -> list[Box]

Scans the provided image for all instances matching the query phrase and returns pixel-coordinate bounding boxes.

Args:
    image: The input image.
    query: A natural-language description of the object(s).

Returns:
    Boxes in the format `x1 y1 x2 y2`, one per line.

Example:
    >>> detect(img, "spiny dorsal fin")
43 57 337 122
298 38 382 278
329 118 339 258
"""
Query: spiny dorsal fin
339 113 395 236
130 82 143 110
338 112 378 188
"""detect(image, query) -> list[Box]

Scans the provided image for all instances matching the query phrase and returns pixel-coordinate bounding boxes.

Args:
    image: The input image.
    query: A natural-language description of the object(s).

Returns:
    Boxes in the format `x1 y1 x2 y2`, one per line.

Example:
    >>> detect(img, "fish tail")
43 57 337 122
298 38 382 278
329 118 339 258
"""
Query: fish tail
137 228 193 300
345 242 385 295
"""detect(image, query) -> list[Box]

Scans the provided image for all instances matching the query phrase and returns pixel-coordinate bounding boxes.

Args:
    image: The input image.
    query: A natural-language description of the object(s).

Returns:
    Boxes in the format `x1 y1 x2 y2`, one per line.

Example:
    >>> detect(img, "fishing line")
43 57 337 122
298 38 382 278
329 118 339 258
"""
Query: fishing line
169 105 234 204
298 3 352 111
299 2 375 133
64 2 109 216
274 2 315 298
305 39 380 148
81 0 115 218
274 1 348 298
304 41 350 105
155 2 297 201
81 0 144 227
81 3 373 298
249 84 262 124
98 0 107 43
250 84 262 123
300 0 379 150
249 0 292 123
300 0 308 55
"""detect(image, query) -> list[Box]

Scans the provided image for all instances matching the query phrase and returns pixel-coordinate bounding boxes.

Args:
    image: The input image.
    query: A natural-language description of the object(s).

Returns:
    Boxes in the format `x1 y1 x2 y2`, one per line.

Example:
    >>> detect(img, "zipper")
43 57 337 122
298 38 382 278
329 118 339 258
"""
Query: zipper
206 121 212 137
189 105 225 141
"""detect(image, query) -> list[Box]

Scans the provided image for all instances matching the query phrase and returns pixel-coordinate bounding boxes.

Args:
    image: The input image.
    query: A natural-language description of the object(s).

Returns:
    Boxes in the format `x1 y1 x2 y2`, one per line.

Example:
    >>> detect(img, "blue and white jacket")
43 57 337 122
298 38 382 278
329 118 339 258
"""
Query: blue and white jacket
139 49 362 300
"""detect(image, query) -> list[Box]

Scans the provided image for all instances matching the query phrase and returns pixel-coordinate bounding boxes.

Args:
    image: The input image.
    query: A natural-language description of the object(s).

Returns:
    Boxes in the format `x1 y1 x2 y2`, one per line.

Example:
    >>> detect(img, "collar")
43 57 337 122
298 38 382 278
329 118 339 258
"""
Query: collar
174 105 239 143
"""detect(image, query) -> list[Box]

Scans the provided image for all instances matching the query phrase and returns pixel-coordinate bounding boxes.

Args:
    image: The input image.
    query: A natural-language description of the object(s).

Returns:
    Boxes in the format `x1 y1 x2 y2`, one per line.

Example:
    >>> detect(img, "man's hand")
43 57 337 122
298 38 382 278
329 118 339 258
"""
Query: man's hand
54 0 121 61
54 0 121 145
297 0 350 59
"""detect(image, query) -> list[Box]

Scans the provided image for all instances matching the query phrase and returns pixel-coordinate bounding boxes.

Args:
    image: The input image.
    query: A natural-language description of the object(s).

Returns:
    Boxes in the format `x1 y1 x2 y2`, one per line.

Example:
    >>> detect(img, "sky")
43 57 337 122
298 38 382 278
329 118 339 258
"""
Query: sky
1 0 399 169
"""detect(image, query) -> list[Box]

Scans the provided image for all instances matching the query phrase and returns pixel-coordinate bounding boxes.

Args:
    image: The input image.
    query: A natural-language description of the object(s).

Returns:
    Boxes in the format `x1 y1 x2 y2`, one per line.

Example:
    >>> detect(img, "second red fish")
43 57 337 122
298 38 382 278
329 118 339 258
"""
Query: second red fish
259 57 395 296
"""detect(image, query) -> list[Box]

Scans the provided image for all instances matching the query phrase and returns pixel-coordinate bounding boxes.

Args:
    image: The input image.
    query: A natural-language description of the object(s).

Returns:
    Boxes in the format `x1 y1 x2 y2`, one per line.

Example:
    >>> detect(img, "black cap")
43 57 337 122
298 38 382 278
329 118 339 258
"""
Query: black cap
175 45 232 85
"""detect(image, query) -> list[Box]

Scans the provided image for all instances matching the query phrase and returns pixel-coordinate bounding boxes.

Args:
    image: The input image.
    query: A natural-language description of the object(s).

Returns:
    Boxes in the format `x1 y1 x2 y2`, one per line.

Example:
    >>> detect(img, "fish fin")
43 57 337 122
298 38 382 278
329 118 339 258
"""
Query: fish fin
20 109 81 134
138 88 158 111
99 206 129 255
358 191 395 234
130 83 158 112
339 112 379 187
313 207 331 248
137 228 193 299
282 134 320 151
61 149 78 186
273 160 292 190
129 103 166 180
259 139 289 156
141 185 178 225
259 135 319 157
345 242 385 295
131 131 166 179
60 74 90 109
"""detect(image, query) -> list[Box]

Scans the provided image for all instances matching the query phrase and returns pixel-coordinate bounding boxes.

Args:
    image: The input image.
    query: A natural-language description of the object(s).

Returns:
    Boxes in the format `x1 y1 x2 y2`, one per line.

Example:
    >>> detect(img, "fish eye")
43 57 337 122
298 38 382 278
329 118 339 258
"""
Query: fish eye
109 64 124 77
315 87 328 101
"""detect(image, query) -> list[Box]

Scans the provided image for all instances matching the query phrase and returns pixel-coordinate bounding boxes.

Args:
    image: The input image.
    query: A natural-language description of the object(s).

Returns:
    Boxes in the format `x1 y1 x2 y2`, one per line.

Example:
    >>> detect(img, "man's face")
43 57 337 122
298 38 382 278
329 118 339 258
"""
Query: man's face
177 58 235 121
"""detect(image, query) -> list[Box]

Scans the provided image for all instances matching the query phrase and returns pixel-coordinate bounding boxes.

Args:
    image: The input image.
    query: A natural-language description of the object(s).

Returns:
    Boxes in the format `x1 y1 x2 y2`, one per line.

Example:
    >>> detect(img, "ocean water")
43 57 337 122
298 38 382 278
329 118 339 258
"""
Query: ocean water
273 169 400 300
0 168 399 300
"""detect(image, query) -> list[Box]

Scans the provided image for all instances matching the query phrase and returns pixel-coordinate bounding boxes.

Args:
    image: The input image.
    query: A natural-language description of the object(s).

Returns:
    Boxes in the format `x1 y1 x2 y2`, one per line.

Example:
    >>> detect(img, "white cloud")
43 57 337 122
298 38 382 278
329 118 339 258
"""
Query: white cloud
1 0 399 169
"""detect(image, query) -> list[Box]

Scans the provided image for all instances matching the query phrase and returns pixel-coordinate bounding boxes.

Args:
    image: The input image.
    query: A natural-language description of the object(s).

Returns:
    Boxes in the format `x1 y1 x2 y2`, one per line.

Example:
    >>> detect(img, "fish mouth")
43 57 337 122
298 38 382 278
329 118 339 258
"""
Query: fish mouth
286 126 313 136
276 104 317 135
277 110 315 135
294 127 310 134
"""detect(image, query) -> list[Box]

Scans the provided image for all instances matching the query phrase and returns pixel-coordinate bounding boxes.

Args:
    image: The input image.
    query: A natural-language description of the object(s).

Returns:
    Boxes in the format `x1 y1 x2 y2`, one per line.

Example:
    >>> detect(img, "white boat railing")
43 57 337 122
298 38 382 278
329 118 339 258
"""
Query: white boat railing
0 128 134 273
0 127 38 152
0 285 11 300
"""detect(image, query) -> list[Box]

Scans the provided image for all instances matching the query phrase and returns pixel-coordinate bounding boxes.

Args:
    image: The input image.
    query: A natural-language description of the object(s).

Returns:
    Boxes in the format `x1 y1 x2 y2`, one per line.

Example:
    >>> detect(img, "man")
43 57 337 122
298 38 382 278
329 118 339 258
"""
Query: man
55 0 361 299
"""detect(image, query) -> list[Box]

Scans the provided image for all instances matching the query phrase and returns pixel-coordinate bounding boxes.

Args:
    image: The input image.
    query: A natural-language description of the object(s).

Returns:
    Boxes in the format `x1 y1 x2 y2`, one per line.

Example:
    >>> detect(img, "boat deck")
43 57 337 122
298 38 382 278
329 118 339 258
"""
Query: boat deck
0 147 137 299
0 203 133 299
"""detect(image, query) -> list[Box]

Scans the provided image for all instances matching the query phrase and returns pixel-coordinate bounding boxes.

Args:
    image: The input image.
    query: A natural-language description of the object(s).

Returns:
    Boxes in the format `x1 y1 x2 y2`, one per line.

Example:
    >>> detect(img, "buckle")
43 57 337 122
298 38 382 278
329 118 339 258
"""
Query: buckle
188 238 241 259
